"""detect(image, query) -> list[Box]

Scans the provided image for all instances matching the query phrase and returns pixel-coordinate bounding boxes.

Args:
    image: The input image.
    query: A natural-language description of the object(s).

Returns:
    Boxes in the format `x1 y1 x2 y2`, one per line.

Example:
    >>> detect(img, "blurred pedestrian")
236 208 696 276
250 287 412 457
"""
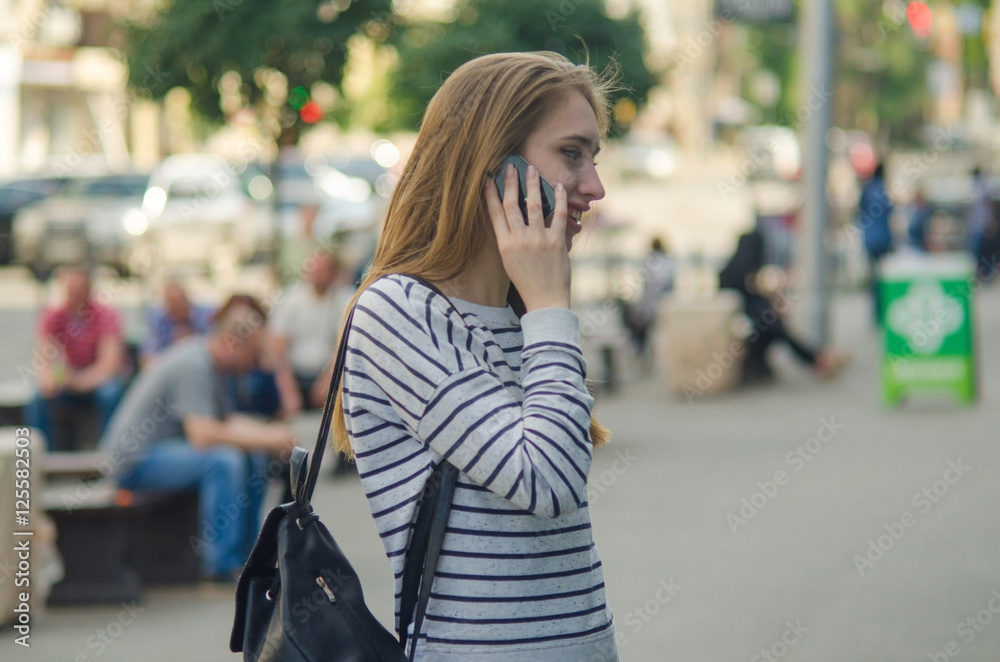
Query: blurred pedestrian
270 247 354 414
99 294 296 582
856 162 894 324
25 265 126 449
719 230 848 384
907 188 932 253
622 236 674 363
968 167 996 281
140 280 214 366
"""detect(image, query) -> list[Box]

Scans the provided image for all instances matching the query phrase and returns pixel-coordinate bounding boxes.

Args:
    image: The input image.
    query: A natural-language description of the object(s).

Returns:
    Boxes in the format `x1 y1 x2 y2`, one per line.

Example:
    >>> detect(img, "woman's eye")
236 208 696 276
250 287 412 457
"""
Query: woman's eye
562 148 581 161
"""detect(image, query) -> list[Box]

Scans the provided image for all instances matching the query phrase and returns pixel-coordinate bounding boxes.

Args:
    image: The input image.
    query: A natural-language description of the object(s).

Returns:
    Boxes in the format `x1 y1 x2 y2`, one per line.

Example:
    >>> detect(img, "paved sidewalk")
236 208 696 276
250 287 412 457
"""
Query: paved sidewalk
4 287 1000 661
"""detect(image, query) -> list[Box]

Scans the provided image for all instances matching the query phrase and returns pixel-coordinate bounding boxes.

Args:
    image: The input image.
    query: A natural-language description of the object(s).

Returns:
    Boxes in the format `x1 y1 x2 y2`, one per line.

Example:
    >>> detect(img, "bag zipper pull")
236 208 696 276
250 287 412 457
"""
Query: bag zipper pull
316 575 336 603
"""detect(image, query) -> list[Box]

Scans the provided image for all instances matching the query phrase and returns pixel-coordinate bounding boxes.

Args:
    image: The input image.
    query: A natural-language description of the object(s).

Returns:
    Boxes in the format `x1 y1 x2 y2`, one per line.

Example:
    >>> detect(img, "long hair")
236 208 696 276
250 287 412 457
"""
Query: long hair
332 51 616 456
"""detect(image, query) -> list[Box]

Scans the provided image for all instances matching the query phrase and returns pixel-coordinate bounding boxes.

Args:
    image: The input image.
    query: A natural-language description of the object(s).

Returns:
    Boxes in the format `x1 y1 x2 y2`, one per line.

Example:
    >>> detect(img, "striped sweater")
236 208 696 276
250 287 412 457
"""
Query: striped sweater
342 275 617 660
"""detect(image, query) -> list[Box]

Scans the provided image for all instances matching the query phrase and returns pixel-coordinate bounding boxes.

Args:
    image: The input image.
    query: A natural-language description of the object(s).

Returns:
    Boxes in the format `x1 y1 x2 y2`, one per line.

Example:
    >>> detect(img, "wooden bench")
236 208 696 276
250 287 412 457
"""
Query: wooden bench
48 399 102 452
0 379 102 451
579 310 633 395
0 380 31 428
43 452 201 604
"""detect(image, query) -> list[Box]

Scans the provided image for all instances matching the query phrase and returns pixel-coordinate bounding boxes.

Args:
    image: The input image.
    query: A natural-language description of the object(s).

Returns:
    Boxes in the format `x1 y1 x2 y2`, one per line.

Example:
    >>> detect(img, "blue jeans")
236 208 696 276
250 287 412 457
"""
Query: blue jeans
118 439 271 577
26 377 125 450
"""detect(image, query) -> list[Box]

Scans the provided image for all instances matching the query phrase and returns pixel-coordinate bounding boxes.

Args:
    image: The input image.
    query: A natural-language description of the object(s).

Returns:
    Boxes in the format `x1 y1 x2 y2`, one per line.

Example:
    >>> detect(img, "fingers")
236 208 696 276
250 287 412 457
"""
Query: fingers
549 181 567 236
485 161 563 241
502 162 524 227
483 173 510 238
525 164 542 229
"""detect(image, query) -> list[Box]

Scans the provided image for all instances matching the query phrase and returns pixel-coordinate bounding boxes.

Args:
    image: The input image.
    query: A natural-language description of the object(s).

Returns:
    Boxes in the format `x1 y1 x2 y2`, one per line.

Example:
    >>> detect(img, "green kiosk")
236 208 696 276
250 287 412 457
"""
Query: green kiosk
879 252 977 406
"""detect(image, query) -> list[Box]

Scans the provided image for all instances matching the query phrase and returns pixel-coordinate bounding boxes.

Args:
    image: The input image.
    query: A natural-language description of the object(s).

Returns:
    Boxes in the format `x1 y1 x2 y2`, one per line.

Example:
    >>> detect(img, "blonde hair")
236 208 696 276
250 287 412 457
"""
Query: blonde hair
332 51 614 457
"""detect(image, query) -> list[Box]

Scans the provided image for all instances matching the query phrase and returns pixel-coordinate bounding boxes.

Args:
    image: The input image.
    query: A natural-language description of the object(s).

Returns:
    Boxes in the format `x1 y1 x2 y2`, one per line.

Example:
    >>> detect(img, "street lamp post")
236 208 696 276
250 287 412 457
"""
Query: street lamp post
798 0 835 346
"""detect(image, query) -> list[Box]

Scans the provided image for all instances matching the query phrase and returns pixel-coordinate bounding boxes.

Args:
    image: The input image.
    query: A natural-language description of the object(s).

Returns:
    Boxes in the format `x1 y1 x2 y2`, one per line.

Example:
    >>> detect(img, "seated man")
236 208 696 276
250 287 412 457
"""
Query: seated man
270 248 354 413
99 295 296 582
26 265 126 449
140 280 215 366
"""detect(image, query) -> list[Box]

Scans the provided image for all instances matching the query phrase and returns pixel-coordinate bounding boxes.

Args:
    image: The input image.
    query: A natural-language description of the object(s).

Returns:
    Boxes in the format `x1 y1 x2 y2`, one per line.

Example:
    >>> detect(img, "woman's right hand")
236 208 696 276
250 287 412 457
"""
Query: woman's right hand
484 163 571 312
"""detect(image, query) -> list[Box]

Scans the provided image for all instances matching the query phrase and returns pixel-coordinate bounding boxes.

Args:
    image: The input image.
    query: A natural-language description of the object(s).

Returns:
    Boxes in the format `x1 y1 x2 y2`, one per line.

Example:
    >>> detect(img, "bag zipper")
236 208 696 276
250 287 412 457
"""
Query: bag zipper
315 575 336 602
316 572 382 661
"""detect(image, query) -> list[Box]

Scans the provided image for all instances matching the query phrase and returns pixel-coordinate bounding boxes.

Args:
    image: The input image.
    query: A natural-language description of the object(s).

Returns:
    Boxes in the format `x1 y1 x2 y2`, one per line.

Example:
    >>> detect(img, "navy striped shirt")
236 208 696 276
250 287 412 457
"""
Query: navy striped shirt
342 275 615 658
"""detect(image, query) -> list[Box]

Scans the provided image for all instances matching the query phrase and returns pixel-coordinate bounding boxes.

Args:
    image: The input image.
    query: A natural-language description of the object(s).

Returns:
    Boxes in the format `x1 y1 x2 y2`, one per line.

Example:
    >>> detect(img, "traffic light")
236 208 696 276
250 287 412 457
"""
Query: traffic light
907 1 932 38
288 86 324 124
299 101 323 124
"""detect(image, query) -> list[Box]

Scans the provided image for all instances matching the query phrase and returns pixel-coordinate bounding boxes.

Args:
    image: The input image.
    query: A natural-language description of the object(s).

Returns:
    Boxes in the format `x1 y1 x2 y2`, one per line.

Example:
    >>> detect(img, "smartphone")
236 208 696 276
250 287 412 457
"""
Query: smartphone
493 154 556 224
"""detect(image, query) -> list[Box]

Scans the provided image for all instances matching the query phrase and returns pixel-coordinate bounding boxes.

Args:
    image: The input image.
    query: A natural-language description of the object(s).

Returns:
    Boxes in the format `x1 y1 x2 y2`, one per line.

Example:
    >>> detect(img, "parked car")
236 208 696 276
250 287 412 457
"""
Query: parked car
140 154 276 276
272 151 394 238
12 172 150 279
0 177 73 266
272 155 327 210
617 131 678 181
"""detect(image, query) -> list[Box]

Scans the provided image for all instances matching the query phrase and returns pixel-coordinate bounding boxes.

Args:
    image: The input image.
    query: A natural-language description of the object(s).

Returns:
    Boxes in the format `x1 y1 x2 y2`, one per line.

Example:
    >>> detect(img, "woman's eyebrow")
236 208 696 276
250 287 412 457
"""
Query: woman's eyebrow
562 134 601 155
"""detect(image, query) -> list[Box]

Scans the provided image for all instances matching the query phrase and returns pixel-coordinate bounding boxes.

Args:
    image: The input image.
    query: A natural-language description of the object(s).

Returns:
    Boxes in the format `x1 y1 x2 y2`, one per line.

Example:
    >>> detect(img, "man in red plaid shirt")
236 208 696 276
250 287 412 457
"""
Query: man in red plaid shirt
25 266 126 449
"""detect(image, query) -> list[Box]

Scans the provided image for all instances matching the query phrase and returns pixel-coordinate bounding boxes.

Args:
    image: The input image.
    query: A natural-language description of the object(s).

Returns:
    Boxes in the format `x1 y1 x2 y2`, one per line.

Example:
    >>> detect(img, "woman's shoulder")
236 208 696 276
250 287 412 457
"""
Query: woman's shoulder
354 275 457 334
358 274 436 311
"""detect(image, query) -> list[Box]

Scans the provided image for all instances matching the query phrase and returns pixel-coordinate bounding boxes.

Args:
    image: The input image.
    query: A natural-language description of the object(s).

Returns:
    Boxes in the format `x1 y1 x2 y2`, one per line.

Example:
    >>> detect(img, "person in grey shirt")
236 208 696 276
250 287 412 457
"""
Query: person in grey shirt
100 295 296 581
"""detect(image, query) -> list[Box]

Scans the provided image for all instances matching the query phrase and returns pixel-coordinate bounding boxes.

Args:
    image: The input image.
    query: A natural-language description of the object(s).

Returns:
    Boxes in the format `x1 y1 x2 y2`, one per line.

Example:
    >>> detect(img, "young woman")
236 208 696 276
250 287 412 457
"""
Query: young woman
332 52 619 660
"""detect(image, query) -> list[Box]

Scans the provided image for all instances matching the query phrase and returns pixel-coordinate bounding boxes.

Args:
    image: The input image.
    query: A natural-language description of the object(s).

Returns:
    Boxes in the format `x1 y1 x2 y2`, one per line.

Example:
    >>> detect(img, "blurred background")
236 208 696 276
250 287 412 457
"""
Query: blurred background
3 1 1000 660
0 0 996 305
3 0 995 298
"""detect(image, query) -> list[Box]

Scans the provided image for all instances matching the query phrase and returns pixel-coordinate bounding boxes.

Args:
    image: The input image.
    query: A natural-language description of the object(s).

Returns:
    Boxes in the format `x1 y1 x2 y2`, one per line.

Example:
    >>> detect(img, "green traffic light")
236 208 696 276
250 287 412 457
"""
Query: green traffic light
289 86 309 110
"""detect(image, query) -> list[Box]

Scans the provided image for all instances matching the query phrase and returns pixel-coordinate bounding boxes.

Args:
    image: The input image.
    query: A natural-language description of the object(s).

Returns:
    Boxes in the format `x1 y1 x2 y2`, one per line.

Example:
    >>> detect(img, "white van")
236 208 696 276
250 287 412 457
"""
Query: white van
139 154 275 275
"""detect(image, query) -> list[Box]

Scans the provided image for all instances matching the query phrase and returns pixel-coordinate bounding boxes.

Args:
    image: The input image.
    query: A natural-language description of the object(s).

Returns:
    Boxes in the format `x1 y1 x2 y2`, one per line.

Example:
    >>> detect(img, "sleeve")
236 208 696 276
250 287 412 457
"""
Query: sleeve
97 306 123 340
172 360 220 420
38 308 57 339
345 277 594 519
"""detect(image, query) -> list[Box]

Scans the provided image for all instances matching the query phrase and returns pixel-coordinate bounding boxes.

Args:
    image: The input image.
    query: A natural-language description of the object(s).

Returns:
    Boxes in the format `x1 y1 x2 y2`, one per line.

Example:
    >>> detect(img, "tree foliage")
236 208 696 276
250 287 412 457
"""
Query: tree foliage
744 0 993 144
385 0 655 132
834 0 932 143
123 0 392 131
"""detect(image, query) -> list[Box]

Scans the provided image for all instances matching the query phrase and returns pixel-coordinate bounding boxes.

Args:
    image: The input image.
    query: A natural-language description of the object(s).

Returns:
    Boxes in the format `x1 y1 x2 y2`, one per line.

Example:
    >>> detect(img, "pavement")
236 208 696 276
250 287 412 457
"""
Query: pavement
2 283 1000 661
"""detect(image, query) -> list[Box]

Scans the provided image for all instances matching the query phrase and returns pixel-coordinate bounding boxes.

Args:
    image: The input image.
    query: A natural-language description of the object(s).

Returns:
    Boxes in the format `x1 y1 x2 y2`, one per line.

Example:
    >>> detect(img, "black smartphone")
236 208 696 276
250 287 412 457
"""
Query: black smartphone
493 154 556 224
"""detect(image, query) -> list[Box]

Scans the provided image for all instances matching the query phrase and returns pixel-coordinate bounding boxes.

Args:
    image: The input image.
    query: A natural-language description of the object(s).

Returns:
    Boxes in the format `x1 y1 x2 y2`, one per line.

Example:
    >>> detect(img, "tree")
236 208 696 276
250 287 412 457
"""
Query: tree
834 0 932 144
123 0 393 143
742 0 993 145
384 0 655 132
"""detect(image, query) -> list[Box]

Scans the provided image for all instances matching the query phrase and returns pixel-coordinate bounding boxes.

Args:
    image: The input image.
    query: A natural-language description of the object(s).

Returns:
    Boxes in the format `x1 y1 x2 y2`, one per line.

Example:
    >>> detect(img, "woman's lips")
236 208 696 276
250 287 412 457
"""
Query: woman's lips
567 204 588 233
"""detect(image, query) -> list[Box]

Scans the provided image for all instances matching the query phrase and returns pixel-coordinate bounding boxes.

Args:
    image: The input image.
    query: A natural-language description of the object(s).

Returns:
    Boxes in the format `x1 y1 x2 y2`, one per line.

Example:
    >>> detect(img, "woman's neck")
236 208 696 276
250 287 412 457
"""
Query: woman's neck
432 245 510 308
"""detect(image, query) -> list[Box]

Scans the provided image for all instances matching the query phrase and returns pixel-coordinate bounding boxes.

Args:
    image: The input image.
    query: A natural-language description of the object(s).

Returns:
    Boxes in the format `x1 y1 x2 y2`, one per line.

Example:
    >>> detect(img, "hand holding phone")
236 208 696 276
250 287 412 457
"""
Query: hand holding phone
493 154 556 225
484 154 572 312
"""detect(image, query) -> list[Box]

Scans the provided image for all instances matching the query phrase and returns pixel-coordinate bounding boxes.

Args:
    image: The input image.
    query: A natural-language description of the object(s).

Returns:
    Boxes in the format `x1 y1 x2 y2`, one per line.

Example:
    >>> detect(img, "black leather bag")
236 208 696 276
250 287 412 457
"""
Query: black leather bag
230 280 459 661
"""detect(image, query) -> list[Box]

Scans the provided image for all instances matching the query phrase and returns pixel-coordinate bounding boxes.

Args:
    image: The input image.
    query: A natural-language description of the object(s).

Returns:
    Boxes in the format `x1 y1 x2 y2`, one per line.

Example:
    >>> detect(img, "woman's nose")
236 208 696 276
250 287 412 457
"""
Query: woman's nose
579 163 605 201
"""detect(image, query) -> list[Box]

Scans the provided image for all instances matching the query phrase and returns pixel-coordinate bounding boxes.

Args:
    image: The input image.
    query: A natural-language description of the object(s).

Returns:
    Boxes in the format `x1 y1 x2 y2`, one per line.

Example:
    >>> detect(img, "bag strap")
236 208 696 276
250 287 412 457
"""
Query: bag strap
297 299 357 504
297 273 465 658
400 461 458 660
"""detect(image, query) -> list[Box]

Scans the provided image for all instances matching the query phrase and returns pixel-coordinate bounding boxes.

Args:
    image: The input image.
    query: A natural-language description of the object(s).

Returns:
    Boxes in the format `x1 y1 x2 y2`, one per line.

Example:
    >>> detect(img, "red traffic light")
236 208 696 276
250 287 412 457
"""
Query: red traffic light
907 1 932 38
299 101 323 124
